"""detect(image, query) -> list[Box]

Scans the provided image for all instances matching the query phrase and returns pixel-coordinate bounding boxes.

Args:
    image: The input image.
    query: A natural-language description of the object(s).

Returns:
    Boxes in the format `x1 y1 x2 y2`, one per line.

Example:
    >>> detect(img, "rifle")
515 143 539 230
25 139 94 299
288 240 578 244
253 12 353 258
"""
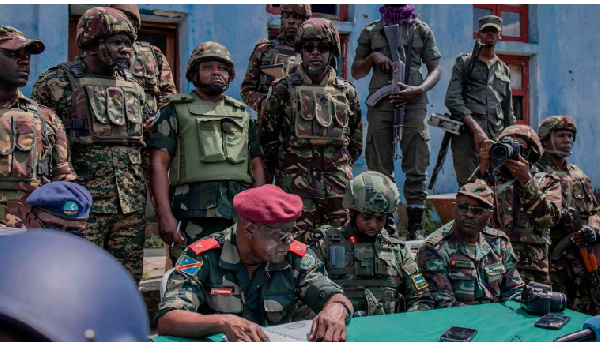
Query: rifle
365 23 413 160
428 41 482 190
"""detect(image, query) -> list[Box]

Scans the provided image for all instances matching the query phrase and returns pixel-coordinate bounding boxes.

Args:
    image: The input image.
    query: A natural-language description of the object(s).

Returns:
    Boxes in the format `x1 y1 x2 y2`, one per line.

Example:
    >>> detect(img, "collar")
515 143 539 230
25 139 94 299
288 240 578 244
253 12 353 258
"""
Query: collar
297 64 337 86
450 224 492 260
276 32 294 46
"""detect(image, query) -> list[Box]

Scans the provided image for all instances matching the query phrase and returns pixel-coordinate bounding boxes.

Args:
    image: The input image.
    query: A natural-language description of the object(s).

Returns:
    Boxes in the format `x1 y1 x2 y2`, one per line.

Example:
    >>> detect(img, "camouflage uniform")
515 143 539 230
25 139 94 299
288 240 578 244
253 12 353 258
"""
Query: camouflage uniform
157 225 344 326
31 7 147 282
471 125 562 286
240 4 310 113
259 19 363 242
535 116 600 314
0 26 76 228
417 221 524 308
445 15 516 186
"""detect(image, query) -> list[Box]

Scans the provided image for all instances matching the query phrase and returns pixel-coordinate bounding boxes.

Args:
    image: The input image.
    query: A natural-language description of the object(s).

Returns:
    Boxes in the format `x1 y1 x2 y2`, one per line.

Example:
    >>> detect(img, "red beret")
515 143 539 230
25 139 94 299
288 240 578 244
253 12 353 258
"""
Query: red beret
233 185 303 224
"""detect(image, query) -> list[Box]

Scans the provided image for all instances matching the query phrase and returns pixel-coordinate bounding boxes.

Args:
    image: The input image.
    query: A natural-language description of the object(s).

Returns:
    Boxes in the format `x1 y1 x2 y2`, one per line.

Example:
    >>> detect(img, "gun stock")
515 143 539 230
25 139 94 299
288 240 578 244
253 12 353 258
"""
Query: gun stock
260 63 285 80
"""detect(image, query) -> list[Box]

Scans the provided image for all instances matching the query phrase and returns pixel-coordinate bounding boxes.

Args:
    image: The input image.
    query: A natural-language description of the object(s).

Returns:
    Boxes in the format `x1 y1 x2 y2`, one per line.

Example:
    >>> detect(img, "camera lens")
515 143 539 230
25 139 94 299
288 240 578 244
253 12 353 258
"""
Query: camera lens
549 292 567 312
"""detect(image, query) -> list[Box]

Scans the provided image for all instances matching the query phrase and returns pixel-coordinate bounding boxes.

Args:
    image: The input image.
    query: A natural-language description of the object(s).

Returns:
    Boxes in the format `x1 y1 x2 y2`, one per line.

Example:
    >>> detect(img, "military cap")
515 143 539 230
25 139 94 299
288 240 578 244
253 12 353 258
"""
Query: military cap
539 115 577 141
457 179 494 208
479 15 502 31
26 181 93 220
233 184 303 224
499 124 543 163
280 4 312 18
108 4 141 32
0 26 44 54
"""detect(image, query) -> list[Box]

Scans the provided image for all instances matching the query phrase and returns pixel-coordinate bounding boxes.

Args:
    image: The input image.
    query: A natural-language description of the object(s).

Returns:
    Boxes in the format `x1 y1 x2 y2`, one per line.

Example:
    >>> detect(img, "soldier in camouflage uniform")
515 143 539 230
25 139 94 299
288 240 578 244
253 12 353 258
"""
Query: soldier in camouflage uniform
312 171 433 316
351 4 442 240
416 180 524 308
445 15 515 186
32 7 148 283
470 125 562 285
157 184 353 341
534 116 600 314
150 41 265 264
259 18 363 243
241 4 311 113
0 26 76 228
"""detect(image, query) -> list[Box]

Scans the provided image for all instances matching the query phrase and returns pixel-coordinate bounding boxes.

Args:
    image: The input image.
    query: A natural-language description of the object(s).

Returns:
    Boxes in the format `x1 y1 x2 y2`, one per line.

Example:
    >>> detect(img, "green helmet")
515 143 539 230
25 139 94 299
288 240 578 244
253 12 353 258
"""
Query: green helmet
186 41 235 82
108 4 141 33
343 171 400 214
76 7 136 49
294 18 340 56
498 124 543 163
280 4 312 19
539 115 577 142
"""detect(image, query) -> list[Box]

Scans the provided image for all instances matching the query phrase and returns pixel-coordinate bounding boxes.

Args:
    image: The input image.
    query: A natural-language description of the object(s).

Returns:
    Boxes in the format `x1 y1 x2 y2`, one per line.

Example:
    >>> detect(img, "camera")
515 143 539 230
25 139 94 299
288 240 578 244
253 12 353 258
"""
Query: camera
520 282 567 315
489 136 523 166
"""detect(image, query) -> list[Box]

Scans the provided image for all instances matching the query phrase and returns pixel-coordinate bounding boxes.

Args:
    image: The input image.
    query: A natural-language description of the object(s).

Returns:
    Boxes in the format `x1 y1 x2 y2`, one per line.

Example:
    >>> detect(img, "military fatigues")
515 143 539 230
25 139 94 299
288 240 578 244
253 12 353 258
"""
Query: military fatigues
356 19 440 205
157 225 344 325
0 91 76 227
32 58 148 282
312 225 433 315
416 222 524 308
259 65 362 241
535 157 600 314
445 54 515 185
149 92 263 260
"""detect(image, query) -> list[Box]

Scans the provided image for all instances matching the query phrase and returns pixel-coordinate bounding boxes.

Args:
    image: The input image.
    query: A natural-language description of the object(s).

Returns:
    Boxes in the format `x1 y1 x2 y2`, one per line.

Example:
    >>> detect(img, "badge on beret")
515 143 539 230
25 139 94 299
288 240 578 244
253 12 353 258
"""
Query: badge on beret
412 274 428 290
300 253 316 270
63 201 79 216
176 256 204 277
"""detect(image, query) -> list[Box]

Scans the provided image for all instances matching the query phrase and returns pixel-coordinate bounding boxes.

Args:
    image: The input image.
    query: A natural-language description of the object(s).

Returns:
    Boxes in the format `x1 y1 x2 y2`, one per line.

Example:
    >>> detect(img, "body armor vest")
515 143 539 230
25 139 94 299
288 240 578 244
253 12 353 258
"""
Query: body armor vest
258 39 299 89
168 93 253 186
0 101 52 190
59 62 145 147
286 74 351 148
131 41 160 112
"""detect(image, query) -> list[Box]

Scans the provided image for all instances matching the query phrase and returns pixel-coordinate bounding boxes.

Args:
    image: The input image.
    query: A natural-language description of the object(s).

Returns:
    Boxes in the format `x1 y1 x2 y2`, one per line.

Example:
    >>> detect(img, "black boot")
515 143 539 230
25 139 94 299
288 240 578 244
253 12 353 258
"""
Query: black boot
384 213 399 239
406 206 425 240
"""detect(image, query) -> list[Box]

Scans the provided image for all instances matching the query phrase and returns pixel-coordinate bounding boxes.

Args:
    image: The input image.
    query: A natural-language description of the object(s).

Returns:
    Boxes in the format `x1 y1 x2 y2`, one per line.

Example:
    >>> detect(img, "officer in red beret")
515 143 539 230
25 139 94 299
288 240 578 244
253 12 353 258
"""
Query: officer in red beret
157 184 354 342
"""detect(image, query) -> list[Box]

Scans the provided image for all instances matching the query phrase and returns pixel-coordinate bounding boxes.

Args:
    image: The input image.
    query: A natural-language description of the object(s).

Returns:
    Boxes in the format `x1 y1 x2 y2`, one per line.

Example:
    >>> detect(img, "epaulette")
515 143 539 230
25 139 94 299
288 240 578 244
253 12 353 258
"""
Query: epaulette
223 95 247 110
166 93 196 104
188 238 222 255
483 226 509 241
425 227 452 246
289 240 307 257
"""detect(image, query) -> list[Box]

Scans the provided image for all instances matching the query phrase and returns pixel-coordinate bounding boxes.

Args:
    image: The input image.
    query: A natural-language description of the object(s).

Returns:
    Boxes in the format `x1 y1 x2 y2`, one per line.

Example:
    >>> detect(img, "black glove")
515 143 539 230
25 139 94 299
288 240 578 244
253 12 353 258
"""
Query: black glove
573 225 598 248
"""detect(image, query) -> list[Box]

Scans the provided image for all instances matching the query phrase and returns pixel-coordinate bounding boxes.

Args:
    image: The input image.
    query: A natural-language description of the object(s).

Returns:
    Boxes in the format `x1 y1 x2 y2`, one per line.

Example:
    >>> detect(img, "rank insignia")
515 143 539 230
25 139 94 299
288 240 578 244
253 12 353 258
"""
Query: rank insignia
412 274 428 290
176 256 204 277
210 288 232 296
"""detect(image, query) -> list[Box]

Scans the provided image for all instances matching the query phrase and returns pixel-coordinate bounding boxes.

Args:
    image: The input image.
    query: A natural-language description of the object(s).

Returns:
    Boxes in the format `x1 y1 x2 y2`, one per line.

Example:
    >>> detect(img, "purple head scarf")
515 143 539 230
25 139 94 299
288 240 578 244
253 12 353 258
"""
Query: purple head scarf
379 4 417 25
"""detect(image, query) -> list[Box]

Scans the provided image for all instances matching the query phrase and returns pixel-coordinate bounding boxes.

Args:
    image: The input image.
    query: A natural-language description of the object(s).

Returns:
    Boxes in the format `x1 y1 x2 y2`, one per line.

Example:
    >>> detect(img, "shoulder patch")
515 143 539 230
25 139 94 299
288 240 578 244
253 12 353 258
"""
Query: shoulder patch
188 238 222 255
300 252 317 269
167 93 196 103
290 240 307 257
176 255 204 277
412 274 429 290
223 96 247 109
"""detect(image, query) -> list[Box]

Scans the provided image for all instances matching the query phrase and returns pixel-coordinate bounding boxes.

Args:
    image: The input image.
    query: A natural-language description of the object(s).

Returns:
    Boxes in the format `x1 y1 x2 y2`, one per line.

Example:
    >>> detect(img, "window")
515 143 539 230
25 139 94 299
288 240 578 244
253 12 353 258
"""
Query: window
266 5 348 21
473 5 528 43
499 55 529 125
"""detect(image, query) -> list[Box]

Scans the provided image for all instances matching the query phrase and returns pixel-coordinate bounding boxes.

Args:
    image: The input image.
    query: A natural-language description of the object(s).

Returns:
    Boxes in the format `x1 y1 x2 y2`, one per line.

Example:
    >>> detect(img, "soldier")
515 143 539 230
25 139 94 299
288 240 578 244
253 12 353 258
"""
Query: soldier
241 4 311 113
150 41 265 264
416 180 524 308
157 184 353 342
0 26 76 228
351 4 441 240
26 181 92 234
259 18 363 243
535 116 600 314
445 15 515 187
311 171 434 316
470 125 562 285
32 7 148 283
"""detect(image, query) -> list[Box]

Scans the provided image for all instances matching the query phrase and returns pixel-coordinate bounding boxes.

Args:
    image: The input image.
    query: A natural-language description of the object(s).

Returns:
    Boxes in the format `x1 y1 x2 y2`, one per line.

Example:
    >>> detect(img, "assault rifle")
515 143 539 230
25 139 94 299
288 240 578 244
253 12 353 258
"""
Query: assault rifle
428 41 482 190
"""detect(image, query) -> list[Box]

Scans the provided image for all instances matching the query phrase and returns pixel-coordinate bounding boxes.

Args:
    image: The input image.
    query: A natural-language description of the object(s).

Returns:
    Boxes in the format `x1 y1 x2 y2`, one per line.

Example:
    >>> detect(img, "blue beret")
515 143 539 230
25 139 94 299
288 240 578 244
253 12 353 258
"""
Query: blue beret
26 182 92 220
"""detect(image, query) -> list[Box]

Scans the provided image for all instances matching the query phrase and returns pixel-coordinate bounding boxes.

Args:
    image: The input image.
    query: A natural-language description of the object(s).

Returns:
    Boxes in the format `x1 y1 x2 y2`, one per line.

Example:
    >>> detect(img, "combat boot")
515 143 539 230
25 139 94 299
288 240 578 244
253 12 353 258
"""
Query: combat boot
406 206 425 240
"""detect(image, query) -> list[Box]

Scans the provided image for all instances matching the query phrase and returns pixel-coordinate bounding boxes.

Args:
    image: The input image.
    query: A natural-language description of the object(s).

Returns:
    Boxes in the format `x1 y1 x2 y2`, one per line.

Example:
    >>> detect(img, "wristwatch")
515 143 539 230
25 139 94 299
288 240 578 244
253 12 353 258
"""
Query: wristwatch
329 299 353 325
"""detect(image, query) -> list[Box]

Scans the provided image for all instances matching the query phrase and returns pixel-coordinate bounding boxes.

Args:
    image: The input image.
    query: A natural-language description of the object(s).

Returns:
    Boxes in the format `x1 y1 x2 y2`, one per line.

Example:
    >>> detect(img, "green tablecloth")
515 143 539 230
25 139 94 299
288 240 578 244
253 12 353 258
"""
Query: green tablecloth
154 301 591 342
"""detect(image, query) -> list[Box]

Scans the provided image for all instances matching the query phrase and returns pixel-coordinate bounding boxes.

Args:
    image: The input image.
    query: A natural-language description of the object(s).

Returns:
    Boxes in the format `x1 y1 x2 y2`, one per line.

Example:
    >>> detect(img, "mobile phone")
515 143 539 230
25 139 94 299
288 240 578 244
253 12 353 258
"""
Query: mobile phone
440 326 478 342
534 314 571 330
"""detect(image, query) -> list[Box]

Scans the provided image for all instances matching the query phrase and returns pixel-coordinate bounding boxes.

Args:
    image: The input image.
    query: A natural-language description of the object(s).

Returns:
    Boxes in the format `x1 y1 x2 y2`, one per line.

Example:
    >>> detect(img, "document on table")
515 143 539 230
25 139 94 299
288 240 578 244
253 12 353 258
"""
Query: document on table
222 321 312 342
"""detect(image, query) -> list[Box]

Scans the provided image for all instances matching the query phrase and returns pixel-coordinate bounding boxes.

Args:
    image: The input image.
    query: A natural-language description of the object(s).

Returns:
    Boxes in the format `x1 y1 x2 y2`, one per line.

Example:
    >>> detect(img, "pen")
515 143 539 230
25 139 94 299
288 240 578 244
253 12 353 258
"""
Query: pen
171 221 181 248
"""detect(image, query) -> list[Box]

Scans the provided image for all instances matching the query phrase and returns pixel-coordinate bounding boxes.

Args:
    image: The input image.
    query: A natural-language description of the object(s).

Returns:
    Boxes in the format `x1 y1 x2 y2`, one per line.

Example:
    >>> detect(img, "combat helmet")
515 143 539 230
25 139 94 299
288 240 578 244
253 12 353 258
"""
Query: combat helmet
343 171 400 214
280 4 312 19
108 4 141 33
294 18 341 56
538 115 577 157
76 7 136 49
499 124 543 163
186 41 235 82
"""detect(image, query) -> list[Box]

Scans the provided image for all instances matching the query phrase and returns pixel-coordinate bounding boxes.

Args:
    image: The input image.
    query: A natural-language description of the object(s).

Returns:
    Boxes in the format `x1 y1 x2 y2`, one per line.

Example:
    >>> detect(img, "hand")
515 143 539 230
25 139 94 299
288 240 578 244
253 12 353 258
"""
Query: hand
474 132 490 151
309 302 348 342
369 52 394 73
144 116 155 134
477 139 494 174
219 315 270 342
158 213 184 246
504 155 533 186
573 226 597 248
389 82 423 107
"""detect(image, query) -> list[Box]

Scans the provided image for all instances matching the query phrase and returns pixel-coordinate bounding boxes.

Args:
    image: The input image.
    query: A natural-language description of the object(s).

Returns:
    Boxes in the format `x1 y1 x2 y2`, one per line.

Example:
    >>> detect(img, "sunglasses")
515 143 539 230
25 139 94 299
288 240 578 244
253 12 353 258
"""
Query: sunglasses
456 204 491 215
302 43 330 54
257 222 301 243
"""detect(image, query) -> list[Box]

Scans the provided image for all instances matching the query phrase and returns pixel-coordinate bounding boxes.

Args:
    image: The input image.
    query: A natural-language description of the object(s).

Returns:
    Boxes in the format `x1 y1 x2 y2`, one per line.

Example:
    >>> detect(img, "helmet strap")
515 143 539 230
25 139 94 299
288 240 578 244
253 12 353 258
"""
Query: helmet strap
194 80 229 96
546 131 571 158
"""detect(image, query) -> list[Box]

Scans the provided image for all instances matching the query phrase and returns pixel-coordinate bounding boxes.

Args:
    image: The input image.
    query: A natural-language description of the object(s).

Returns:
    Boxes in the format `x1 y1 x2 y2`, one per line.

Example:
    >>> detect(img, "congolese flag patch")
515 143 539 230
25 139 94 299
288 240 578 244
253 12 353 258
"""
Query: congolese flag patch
176 256 203 277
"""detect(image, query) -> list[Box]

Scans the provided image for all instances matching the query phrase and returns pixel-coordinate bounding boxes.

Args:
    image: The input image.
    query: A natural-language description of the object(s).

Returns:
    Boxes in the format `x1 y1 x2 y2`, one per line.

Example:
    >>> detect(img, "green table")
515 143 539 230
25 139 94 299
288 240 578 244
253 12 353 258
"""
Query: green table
154 301 591 342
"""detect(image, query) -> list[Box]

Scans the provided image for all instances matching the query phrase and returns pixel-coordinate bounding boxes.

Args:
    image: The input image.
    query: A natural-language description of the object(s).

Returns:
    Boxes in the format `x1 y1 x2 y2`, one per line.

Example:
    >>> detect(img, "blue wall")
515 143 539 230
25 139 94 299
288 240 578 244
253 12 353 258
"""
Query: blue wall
1 4 599 199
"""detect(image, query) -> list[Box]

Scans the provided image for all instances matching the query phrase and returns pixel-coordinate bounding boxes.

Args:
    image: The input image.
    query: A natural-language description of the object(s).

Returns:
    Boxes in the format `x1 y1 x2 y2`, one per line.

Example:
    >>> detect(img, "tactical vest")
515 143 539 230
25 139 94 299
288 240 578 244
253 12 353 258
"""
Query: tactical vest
168 93 253 186
286 74 351 148
59 62 145 146
258 39 299 89
131 41 160 112
0 101 52 190
323 229 402 315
